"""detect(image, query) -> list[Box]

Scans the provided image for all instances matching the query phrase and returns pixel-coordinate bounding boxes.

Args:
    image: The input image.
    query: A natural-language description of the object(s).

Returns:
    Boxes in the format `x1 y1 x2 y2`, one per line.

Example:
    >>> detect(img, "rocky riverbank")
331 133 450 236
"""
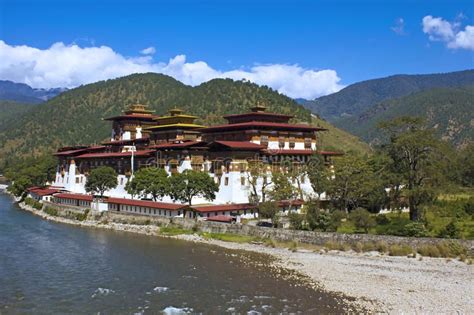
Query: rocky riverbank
17 201 474 313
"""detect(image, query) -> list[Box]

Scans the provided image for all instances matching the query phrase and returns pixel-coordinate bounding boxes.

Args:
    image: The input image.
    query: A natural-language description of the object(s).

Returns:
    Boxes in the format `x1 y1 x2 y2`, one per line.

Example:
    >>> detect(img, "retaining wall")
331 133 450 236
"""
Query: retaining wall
42 202 474 252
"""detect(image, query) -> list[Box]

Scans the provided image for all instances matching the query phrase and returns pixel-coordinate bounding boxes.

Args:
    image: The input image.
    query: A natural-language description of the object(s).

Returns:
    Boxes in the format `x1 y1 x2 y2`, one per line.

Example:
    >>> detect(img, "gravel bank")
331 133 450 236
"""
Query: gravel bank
18 202 474 313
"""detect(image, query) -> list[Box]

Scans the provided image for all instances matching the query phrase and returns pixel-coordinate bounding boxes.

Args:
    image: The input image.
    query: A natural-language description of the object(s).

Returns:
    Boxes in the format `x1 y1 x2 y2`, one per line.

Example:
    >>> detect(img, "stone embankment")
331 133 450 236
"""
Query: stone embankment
42 200 474 252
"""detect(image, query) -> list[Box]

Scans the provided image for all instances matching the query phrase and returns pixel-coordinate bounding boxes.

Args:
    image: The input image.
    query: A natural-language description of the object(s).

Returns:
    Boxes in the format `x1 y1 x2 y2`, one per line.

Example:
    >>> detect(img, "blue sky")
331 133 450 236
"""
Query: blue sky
0 0 473 98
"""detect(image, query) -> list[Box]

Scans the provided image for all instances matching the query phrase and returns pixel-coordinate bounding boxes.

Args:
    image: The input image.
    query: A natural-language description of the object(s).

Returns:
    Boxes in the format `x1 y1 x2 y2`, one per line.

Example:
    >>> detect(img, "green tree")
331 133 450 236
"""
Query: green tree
349 208 375 233
307 154 331 200
8 176 32 198
379 117 443 221
268 172 297 202
246 161 272 204
326 154 382 212
305 201 331 231
258 201 279 227
168 170 218 205
85 166 118 197
126 167 169 201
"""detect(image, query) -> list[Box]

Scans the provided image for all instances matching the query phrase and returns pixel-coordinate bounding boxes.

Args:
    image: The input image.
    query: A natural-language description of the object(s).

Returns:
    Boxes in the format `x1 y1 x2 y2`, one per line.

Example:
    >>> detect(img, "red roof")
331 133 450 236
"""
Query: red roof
223 112 293 119
200 121 327 133
54 146 106 156
150 141 203 150
27 187 61 196
75 150 154 159
107 197 188 210
263 149 316 155
193 203 257 213
54 193 93 201
210 141 265 150
206 215 235 223
101 138 149 145
263 149 343 156
104 114 157 121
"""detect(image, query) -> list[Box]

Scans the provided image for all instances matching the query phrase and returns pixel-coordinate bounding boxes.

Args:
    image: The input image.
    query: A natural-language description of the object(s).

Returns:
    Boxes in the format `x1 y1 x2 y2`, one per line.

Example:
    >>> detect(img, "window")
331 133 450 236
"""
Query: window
278 136 285 148
289 137 295 149
304 138 312 149
225 177 229 186
240 177 245 185
260 135 269 147
120 177 124 185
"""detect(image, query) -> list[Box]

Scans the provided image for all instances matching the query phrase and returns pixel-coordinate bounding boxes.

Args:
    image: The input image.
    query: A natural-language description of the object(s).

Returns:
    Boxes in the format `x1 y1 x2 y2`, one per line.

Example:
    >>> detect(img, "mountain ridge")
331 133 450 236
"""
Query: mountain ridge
301 69 474 122
0 80 67 104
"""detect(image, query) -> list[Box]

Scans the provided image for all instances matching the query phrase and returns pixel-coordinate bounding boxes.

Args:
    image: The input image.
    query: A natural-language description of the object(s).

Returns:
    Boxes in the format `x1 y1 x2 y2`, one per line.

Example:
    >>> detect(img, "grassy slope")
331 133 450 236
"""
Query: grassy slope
311 115 371 154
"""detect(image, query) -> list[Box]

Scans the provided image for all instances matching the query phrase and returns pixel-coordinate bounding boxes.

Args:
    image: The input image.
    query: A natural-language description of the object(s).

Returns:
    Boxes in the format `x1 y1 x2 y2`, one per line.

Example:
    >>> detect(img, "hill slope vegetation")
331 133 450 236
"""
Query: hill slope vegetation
338 86 474 147
301 70 474 122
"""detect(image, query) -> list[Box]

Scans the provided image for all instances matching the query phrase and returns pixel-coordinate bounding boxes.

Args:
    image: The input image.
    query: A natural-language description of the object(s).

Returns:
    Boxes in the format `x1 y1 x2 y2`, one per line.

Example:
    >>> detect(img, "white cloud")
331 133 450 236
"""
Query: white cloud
422 15 474 50
391 18 405 35
0 40 343 99
140 46 156 55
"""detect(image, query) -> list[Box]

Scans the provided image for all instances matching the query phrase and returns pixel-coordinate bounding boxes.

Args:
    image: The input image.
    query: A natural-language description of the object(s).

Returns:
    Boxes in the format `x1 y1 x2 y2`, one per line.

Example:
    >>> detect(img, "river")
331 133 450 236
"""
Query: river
0 193 346 314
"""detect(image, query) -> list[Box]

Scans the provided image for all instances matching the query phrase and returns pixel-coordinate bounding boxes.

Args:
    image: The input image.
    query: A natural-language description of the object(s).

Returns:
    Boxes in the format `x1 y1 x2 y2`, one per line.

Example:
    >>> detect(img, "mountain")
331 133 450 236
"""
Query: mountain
0 73 369 169
0 80 67 104
302 70 474 122
338 85 474 147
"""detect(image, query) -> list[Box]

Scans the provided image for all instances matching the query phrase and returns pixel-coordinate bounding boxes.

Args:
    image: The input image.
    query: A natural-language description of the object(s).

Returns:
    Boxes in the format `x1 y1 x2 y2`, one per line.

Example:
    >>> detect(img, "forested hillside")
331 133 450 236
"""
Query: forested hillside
0 101 36 130
301 70 474 122
338 86 474 147
0 73 368 169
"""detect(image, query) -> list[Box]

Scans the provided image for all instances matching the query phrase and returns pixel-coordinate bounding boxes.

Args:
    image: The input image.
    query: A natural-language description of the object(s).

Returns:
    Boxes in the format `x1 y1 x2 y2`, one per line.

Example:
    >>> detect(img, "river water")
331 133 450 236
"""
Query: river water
0 193 346 314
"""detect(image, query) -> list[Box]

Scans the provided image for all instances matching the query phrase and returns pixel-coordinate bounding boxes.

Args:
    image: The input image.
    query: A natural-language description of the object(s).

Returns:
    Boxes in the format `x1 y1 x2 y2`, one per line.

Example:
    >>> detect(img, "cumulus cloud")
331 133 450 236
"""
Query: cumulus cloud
0 40 343 99
140 46 156 55
422 15 474 50
391 18 405 35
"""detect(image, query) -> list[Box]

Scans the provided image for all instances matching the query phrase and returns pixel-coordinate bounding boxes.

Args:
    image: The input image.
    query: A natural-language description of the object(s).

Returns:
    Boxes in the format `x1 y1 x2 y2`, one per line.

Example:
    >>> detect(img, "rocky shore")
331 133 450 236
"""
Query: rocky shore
17 201 474 313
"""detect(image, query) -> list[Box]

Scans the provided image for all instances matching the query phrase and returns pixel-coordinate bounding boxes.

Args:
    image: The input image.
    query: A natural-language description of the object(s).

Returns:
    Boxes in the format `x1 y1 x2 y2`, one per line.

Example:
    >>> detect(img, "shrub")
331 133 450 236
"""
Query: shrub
192 224 199 233
329 210 346 231
349 208 375 233
362 241 377 252
442 240 468 257
388 244 414 256
43 207 58 216
324 241 349 251
402 222 428 237
306 204 332 231
417 245 441 257
75 209 90 221
375 241 389 253
375 214 390 225
464 199 474 216
288 212 304 230
438 221 461 239
352 242 363 253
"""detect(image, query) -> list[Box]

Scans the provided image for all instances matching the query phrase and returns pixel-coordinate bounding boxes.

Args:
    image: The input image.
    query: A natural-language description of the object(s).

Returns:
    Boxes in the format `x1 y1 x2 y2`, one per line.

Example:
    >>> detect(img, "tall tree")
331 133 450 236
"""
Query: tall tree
126 167 169 201
268 172 297 202
327 154 382 212
245 160 272 204
168 170 218 205
307 154 332 200
379 117 443 221
85 166 118 197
